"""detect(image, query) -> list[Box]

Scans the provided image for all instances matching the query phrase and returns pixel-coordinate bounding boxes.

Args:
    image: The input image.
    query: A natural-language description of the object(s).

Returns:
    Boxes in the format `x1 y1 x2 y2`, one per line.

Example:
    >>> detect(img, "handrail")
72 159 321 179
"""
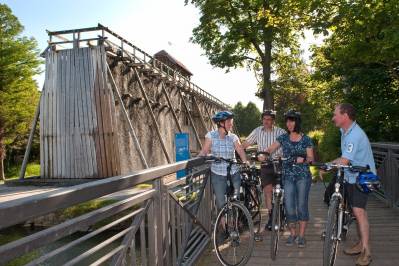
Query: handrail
0 157 213 265
0 157 205 230
371 142 399 208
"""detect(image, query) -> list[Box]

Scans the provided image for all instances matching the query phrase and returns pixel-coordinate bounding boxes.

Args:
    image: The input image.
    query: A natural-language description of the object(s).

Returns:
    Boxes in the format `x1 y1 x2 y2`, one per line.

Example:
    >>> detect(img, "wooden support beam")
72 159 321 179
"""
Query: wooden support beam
19 90 42 179
204 102 216 131
161 82 182 133
134 68 172 163
106 64 149 169
178 90 203 149
192 96 209 132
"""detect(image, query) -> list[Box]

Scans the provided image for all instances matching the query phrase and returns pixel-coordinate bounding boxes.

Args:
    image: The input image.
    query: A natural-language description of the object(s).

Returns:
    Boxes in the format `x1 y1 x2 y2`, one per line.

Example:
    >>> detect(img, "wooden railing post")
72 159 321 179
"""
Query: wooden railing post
372 143 399 208
148 180 165 266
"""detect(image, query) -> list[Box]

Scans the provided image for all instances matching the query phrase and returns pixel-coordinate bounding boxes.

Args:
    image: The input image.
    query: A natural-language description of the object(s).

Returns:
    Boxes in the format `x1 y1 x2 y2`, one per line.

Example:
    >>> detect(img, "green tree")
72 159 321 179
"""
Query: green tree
185 0 312 110
233 101 261 136
0 4 41 180
270 45 318 133
310 0 399 142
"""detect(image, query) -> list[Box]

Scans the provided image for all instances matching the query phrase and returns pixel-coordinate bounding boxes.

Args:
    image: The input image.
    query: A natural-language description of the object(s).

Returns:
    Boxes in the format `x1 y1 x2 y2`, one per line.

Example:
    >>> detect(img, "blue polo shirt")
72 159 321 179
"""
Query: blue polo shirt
341 122 376 184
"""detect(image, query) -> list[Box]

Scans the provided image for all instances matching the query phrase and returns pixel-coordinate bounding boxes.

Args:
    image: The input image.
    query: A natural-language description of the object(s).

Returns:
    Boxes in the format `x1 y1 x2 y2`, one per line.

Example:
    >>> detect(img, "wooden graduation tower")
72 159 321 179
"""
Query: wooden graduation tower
30 24 229 180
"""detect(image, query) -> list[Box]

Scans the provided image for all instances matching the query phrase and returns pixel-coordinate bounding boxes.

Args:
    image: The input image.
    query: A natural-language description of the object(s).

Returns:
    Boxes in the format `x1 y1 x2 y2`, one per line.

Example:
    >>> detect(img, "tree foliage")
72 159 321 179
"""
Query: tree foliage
0 4 41 179
310 0 399 142
185 0 312 110
232 101 261 137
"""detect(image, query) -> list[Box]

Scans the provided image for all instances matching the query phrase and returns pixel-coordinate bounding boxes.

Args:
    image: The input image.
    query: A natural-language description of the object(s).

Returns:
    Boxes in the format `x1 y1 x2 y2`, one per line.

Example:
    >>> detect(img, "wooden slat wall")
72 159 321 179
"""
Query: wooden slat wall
40 46 120 179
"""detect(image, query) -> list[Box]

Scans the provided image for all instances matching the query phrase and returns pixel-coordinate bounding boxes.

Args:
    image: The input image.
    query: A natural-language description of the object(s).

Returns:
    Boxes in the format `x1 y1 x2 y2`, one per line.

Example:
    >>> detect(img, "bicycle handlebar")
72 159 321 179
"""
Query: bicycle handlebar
255 151 302 165
310 162 370 172
202 155 242 165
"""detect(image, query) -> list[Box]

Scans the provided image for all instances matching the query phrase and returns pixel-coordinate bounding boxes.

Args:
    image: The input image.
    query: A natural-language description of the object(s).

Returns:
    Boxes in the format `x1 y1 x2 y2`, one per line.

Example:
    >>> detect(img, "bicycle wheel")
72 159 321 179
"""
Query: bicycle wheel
270 197 281 260
213 202 254 266
323 198 340 266
244 185 262 234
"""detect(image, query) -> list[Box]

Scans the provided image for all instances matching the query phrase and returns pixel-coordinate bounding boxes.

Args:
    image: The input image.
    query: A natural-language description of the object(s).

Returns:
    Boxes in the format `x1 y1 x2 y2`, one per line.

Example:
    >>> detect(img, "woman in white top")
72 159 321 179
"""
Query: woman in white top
199 111 248 209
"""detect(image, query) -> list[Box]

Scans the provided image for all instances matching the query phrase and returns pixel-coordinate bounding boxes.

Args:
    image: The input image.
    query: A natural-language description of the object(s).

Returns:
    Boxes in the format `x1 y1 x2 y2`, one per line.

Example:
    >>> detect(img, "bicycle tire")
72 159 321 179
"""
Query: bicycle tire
244 185 262 234
270 197 281 260
213 202 254 266
323 198 340 266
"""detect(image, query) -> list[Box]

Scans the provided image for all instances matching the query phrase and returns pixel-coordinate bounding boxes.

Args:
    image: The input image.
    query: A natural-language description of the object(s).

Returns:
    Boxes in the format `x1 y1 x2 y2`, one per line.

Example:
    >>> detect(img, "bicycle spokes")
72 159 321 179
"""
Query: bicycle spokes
323 199 340 266
213 203 254 266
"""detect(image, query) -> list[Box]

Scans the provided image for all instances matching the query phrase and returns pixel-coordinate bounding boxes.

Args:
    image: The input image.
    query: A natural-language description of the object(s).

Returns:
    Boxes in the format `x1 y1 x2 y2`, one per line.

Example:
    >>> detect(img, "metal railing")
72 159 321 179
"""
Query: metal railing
371 142 399 208
45 24 230 110
0 158 215 265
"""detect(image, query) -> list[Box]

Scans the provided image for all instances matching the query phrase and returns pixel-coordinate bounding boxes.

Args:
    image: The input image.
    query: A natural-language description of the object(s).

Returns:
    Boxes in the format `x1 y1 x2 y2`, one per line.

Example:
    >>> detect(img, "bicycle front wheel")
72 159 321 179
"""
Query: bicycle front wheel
270 197 281 260
323 198 340 266
213 202 254 266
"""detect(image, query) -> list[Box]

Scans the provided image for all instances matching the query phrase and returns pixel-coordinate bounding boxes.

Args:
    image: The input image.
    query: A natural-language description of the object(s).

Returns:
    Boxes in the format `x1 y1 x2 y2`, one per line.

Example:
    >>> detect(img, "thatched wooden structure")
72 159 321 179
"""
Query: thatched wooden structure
20 24 230 180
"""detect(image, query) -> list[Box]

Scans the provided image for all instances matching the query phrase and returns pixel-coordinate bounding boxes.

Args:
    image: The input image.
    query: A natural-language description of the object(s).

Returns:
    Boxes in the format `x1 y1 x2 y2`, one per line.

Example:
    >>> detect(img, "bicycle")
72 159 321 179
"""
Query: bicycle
311 162 369 266
240 154 263 241
205 156 254 266
255 152 289 260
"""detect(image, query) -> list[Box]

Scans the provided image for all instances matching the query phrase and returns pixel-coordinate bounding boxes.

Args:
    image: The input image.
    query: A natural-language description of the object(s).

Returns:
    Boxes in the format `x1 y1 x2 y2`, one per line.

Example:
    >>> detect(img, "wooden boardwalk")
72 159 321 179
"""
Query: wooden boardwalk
197 182 399 266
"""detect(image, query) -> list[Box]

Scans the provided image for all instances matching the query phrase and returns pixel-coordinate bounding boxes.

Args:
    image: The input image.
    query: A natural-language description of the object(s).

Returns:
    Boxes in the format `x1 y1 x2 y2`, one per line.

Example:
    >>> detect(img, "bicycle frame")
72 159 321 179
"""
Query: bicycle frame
328 166 356 242
331 168 345 241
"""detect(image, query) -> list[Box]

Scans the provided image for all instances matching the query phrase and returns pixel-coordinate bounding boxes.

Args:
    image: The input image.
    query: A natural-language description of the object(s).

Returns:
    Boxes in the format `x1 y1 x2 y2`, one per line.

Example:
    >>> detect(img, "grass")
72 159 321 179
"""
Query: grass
0 227 40 266
1 162 40 185
4 162 40 180
58 199 118 220
135 183 152 189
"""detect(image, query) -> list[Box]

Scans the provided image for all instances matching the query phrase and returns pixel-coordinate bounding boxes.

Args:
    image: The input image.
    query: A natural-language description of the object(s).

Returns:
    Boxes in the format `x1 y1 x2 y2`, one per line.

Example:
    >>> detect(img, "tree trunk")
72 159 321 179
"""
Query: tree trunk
0 134 4 181
0 157 4 181
262 39 274 111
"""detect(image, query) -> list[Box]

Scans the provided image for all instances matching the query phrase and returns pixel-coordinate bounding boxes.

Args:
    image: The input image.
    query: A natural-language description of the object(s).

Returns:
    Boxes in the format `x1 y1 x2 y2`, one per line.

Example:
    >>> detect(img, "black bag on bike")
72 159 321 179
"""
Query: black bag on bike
324 175 337 205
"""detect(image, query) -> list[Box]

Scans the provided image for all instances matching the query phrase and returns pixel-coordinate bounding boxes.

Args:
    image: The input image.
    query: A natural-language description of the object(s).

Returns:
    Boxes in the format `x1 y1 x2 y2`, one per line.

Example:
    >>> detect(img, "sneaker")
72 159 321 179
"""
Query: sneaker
356 250 372 266
297 236 306 248
344 242 362 256
285 235 297 246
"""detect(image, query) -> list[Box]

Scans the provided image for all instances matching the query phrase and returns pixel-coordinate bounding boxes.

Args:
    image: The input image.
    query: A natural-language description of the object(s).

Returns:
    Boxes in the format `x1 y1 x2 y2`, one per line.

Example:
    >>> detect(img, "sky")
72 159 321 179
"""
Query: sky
2 0 324 111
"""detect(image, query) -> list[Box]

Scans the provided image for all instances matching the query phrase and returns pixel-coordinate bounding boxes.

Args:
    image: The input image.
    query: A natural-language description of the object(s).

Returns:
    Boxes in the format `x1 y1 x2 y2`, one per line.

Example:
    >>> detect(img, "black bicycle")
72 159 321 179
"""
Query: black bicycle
312 162 369 266
205 156 254 266
269 157 286 260
255 152 288 260
240 154 263 241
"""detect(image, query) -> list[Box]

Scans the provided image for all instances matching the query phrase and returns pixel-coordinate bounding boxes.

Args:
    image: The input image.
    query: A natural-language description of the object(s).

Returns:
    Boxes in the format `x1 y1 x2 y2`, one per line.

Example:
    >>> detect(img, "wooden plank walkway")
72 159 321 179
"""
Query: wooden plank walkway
197 182 399 266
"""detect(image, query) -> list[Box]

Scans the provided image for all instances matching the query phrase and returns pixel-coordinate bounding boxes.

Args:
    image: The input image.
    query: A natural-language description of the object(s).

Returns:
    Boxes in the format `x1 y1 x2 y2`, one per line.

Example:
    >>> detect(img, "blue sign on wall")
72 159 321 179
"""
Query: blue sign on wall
175 133 190 179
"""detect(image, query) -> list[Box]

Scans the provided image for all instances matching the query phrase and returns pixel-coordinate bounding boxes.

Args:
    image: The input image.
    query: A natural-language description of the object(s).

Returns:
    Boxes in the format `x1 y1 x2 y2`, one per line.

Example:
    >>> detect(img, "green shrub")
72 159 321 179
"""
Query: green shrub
308 125 340 162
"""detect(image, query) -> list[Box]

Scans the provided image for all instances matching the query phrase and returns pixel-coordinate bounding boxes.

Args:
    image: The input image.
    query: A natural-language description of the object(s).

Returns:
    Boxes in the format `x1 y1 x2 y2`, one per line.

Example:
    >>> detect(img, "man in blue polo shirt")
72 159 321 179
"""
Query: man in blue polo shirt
331 103 375 266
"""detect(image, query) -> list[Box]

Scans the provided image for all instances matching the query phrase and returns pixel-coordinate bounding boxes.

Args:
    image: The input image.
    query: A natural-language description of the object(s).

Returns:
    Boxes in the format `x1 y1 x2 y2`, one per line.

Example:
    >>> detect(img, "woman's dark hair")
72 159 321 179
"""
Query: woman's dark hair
284 110 301 133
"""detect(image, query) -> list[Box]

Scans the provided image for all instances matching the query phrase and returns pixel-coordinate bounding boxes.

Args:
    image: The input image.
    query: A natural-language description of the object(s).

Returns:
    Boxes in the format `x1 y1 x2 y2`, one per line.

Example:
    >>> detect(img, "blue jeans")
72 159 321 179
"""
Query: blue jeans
211 171 241 210
283 176 311 223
